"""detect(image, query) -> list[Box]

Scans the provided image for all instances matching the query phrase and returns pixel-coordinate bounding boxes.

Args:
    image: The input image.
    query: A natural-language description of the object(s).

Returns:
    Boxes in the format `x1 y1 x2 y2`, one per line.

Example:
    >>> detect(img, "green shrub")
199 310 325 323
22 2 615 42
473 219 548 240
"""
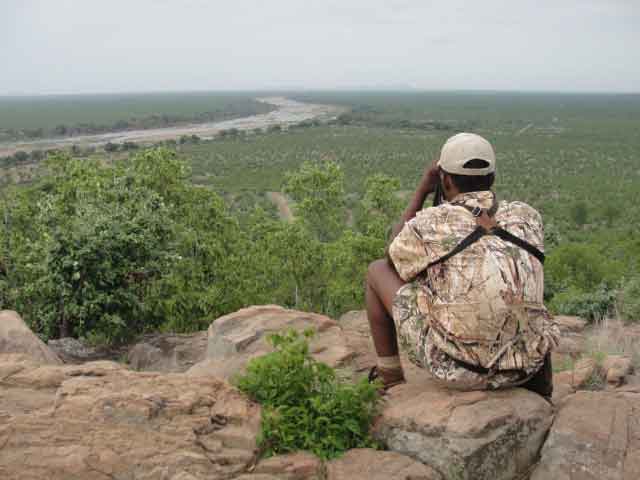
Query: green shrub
548 284 616 321
235 329 381 459
618 276 640 323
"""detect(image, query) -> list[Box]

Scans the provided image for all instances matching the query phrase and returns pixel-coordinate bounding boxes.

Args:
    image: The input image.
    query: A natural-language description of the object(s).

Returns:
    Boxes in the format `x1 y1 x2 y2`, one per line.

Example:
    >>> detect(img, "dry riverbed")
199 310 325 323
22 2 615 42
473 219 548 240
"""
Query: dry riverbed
0 97 345 157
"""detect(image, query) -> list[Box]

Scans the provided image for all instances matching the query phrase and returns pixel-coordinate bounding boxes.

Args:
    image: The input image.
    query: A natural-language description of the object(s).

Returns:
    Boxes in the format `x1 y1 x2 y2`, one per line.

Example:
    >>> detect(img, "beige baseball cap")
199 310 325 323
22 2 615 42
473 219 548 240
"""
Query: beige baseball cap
437 132 496 176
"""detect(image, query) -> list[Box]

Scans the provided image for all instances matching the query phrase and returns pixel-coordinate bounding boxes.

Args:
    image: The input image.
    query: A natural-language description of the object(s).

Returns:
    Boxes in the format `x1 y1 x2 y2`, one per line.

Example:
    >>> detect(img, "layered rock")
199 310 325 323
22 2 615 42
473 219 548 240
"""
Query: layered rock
0 310 61 365
0 355 261 479
189 305 353 380
531 388 640 480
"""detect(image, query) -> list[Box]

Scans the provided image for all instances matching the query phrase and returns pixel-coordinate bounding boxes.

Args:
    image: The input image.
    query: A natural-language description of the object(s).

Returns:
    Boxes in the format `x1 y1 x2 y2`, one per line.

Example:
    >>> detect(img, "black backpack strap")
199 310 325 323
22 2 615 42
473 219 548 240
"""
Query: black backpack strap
491 227 545 265
426 192 545 269
427 226 487 269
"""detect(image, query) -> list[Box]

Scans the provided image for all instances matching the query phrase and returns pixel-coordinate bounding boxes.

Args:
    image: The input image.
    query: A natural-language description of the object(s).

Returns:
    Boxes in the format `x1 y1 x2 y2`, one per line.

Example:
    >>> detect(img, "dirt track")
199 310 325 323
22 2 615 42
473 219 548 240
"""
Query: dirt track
0 97 345 157
266 191 294 221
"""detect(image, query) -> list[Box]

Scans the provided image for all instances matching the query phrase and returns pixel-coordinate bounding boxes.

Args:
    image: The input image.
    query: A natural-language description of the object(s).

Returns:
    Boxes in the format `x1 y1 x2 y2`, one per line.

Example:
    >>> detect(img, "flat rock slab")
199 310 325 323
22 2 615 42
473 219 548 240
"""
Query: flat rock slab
192 305 353 380
372 369 553 480
531 390 640 480
326 448 442 480
0 310 61 365
0 355 261 480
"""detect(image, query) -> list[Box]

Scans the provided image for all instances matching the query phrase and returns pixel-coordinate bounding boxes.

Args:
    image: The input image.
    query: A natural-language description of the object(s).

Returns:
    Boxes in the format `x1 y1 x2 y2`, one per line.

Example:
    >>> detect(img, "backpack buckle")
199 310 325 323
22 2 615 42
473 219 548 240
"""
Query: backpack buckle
471 206 482 217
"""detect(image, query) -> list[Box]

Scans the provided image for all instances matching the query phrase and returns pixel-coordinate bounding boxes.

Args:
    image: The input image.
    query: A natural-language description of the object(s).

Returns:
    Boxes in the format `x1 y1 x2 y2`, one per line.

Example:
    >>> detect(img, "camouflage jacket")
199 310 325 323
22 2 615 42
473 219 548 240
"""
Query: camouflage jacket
389 190 559 372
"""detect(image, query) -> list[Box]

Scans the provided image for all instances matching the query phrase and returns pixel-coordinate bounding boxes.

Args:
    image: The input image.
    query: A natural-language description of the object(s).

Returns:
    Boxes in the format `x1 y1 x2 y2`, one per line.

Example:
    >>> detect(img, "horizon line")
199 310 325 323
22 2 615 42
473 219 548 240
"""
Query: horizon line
1 87 640 98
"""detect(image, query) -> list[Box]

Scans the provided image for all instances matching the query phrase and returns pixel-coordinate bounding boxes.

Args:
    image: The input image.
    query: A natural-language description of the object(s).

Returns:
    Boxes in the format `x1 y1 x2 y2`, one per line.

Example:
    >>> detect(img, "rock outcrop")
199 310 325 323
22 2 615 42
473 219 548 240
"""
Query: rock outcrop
0 355 261 479
372 372 553 480
189 305 353 380
0 310 61 365
531 388 640 480
4 305 638 480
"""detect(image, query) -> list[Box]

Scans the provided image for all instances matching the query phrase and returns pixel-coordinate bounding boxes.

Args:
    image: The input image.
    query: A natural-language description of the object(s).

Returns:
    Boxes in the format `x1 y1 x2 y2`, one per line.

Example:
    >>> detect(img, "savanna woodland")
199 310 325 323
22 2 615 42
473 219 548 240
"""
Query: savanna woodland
1 92 640 347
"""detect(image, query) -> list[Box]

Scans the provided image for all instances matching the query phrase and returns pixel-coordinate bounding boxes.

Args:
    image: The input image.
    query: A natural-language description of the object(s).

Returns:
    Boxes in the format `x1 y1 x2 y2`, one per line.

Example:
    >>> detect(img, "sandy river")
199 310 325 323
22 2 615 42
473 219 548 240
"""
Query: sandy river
0 97 345 157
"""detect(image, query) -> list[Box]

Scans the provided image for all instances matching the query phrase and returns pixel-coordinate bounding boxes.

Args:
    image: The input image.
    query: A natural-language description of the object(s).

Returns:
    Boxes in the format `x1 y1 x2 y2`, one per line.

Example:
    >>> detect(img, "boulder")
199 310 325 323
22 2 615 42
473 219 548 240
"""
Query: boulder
127 331 207 373
190 306 353 380
531 390 640 480
326 448 442 480
0 355 261 480
0 310 61 365
603 355 634 386
372 367 553 480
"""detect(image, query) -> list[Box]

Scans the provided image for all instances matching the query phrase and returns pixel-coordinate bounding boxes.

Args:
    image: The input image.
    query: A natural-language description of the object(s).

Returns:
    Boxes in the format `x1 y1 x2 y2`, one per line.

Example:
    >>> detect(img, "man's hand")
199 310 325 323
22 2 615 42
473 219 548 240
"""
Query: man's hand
387 158 441 248
419 158 440 196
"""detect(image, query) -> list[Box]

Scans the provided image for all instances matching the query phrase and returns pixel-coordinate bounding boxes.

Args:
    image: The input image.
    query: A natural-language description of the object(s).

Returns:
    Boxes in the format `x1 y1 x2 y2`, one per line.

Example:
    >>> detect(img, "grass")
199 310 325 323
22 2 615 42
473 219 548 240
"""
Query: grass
553 316 639 390
585 317 640 371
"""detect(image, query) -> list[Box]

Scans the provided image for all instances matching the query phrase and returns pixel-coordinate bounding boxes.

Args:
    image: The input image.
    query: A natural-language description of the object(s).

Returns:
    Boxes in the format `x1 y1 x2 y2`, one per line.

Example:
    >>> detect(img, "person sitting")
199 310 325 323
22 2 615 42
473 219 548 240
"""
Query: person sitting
365 133 559 399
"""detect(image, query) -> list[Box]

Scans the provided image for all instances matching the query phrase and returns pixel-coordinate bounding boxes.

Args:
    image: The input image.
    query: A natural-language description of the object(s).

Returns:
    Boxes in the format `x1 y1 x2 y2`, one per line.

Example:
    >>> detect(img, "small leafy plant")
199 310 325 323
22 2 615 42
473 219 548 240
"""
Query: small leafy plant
235 329 381 459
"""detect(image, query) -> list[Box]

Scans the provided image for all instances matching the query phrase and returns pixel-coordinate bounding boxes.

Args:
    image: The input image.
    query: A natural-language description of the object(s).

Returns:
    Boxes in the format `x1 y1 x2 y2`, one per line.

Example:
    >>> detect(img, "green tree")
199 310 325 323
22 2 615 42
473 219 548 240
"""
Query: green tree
284 161 347 242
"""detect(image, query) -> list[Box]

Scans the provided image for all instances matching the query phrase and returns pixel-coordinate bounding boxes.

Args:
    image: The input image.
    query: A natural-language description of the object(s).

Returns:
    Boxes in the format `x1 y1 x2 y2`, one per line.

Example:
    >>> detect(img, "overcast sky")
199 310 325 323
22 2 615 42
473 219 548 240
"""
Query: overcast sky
1 0 639 95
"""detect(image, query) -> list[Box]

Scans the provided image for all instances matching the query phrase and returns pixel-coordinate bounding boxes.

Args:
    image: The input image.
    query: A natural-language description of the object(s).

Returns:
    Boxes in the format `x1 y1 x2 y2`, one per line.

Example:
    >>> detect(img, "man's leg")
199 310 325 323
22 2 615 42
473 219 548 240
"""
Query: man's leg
366 258 406 388
521 353 553 399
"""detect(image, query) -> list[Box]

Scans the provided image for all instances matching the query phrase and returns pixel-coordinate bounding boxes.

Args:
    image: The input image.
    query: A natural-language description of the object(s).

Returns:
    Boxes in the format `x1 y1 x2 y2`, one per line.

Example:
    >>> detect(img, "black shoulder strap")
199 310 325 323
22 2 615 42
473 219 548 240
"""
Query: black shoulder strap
427 194 545 269
427 227 487 269
491 227 545 265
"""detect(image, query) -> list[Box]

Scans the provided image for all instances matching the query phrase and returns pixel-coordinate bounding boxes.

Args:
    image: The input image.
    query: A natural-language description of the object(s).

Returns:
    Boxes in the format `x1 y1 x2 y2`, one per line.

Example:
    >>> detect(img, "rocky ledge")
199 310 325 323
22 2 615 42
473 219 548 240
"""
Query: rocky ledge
1 307 639 480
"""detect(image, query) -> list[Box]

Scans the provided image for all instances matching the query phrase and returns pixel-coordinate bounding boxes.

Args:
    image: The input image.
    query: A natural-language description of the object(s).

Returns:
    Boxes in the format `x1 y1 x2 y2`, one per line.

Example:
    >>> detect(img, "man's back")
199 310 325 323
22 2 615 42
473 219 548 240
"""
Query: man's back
366 132 557 395
390 190 558 373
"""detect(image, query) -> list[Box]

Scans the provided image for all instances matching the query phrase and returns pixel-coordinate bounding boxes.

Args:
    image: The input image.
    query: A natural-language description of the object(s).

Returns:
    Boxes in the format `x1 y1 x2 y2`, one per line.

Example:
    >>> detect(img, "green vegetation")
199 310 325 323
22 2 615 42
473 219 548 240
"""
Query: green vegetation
0 92 274 141
2 91 640 344
0 147 395 342
235 329 380 459
618 276 640 324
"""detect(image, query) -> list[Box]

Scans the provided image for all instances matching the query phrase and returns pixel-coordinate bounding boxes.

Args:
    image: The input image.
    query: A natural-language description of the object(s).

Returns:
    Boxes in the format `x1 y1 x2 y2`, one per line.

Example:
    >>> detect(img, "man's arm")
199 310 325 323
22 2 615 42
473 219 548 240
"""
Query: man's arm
387 160 439 256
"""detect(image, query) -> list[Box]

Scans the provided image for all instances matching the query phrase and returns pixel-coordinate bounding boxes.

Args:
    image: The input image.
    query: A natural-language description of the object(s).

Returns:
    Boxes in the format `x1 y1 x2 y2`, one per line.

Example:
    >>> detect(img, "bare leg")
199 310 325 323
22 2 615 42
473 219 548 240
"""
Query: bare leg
366 258 406 387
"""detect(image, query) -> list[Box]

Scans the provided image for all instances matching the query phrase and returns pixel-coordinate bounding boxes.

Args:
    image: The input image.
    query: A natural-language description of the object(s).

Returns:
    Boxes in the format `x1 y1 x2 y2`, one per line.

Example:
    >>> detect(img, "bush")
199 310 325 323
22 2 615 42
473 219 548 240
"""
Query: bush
618 276 640 323
548 284 616 321
235 330 381 459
